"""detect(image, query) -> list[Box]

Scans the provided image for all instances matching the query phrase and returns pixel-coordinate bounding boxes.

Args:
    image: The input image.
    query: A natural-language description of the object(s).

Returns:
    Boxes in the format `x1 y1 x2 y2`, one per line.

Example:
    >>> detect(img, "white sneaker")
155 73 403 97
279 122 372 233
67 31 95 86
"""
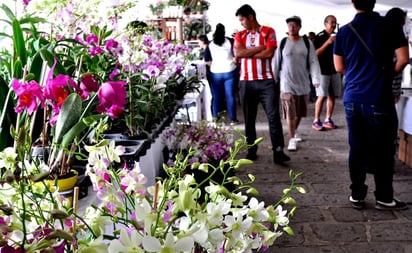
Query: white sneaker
294 133 302 142
287 138 297 151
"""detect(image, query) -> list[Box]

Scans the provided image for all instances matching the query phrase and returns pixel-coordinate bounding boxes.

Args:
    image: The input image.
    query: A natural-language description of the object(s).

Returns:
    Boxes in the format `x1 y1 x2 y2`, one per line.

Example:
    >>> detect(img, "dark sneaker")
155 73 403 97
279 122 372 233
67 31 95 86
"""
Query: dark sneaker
375 198 408 210
312 120 325 131
349 196 366 210
246 152 257 161
323 118 338 129
273 151 291 164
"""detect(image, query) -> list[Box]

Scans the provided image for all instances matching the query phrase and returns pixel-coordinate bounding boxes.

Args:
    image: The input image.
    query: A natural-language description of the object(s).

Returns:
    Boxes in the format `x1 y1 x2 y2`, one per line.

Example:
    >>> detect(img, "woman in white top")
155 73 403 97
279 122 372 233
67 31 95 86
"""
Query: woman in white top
204 23 238 123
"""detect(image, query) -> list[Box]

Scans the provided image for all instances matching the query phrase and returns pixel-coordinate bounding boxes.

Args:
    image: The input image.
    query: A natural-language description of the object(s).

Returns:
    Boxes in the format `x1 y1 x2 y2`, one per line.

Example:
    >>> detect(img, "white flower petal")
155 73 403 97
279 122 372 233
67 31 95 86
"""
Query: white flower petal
142 236 162 252
173 236 194 252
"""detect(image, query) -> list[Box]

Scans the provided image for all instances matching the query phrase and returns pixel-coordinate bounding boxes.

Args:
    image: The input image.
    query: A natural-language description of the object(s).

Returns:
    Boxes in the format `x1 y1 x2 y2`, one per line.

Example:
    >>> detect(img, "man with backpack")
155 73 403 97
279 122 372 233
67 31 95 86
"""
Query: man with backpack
273 15 321 151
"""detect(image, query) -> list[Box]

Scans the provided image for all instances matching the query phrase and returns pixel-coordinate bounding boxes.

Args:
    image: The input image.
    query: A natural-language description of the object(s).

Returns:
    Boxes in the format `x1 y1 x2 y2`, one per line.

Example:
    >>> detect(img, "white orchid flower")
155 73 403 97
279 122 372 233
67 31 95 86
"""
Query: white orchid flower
142 232 194 253
206 200 231 226
119 166 147 194
231 192 248 206
78 236 109 253
108 229 144 253
247 197 270 221
178 217 207 244
275 205 289 226
0 147 17 170
0 183 17 198
223 210 253 239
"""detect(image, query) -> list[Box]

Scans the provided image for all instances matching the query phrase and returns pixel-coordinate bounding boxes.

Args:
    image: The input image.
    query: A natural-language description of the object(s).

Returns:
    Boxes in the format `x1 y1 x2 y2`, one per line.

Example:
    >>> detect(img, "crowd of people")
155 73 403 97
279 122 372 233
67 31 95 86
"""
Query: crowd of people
199 1 409 210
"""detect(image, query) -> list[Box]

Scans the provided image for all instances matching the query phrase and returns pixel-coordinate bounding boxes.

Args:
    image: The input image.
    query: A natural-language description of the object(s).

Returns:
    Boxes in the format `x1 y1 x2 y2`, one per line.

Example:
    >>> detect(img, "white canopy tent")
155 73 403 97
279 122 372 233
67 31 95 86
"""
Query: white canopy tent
206 0 412 39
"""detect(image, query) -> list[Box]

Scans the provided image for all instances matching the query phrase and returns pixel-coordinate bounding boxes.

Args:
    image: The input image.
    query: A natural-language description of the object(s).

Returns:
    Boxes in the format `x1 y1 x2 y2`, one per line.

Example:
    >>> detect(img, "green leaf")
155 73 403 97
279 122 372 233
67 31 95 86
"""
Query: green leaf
0 4 16 21
61 114 104 148
53 93 82 145
33 37 50 51
13 59 23 79
39 49 67 75
25 73 35 81
12 18 27 66
28 51 44 82
0 32 12 39
19 16 47 25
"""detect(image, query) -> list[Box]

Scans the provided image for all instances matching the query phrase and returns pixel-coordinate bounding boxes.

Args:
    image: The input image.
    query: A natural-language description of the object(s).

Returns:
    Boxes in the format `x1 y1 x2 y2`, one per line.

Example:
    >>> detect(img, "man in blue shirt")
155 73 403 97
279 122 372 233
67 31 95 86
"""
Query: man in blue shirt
333 0 409 210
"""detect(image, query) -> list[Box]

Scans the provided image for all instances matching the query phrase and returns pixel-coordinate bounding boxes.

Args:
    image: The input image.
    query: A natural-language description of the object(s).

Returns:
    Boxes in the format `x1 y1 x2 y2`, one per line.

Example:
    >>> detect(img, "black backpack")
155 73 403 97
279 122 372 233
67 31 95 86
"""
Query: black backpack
279 35 310 70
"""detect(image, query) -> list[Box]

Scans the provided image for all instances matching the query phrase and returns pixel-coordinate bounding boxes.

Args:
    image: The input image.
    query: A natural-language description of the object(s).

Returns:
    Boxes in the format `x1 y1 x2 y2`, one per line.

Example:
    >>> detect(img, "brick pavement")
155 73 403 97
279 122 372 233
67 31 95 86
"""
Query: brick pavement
233 98 412 252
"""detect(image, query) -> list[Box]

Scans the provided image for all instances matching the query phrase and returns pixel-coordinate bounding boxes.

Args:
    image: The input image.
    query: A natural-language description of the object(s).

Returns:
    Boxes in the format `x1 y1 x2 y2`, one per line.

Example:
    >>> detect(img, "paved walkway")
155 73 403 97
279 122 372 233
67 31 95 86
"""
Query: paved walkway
234 98 412 252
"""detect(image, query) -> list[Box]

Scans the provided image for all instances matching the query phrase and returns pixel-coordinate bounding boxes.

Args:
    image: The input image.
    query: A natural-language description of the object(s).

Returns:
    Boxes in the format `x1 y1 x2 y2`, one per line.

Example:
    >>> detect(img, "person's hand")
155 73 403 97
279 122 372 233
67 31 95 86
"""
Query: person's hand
313 83 320 88
327 34 336 45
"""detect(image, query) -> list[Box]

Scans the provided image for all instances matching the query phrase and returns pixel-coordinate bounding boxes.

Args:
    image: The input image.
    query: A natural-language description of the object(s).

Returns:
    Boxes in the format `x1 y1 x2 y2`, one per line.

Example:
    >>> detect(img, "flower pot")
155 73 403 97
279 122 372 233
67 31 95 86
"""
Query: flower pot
46 170 79 192
115 139 149 168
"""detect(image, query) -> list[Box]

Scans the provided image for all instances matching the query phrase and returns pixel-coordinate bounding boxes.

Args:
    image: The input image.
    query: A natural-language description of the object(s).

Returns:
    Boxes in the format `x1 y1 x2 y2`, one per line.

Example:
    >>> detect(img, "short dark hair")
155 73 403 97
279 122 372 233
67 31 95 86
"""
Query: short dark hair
235 4 256 19
352 0 375 12
385 7 407 27
324 15 336 23
198 34 209 44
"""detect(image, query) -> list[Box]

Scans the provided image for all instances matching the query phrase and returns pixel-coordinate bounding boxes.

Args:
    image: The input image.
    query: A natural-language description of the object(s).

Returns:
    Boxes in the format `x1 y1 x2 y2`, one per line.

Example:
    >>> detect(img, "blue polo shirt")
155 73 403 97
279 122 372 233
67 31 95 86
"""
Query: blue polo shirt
334 12 395 105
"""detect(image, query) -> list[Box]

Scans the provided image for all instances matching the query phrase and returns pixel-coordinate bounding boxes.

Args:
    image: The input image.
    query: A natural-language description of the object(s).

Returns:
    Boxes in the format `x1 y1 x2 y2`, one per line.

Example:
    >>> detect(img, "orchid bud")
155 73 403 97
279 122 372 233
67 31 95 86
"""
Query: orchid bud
0 204 13 215
50 209 69 219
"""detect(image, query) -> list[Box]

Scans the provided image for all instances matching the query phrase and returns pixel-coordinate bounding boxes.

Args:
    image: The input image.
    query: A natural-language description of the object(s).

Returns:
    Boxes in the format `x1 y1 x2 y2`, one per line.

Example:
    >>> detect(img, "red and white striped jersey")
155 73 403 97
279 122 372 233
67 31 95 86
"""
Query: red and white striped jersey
234 26 277 81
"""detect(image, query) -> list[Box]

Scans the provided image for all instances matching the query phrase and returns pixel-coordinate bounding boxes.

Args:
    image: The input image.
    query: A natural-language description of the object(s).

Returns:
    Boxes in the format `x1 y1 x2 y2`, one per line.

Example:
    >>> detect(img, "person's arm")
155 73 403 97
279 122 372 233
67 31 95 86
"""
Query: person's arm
234 40 265 58
316 36 335 56
252 45 275 59
309 43 321 87
333 54 345 74
394 45 409 74
203 45 212 67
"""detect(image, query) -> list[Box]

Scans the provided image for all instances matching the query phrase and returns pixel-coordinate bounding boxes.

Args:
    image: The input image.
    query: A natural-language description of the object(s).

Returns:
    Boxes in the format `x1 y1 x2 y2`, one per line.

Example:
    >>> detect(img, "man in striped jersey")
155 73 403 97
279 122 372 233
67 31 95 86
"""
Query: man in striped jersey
234 4 290 164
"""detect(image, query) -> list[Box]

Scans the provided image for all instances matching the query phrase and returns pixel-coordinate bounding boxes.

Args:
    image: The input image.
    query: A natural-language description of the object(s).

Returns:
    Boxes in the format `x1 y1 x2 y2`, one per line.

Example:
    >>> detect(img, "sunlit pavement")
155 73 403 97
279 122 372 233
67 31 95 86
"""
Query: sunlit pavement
234 98 412 253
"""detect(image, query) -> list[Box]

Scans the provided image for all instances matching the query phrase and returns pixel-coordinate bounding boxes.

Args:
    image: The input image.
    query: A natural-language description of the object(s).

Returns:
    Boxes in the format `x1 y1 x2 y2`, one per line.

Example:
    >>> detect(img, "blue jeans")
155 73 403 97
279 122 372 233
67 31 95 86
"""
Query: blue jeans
210 69 237 121
344 102 397 202
239 79 285 153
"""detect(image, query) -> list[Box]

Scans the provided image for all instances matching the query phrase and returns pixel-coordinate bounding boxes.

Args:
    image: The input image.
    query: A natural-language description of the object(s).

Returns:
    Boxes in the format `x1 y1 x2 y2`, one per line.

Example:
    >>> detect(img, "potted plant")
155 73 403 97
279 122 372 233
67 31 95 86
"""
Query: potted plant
0 3 129 184
149 1 166 17
0 116 305 252
115 31 195 138
0 1 307 251
79 126 305 252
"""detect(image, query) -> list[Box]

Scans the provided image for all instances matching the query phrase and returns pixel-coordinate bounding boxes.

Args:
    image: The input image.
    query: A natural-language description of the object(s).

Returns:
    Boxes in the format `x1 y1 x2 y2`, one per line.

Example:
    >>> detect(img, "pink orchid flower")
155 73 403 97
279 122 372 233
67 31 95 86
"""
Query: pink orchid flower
44 58 78 125
105 38 119 51
97 81 126 118
12 79 45 114
86 34 99 45
80 73 99 99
